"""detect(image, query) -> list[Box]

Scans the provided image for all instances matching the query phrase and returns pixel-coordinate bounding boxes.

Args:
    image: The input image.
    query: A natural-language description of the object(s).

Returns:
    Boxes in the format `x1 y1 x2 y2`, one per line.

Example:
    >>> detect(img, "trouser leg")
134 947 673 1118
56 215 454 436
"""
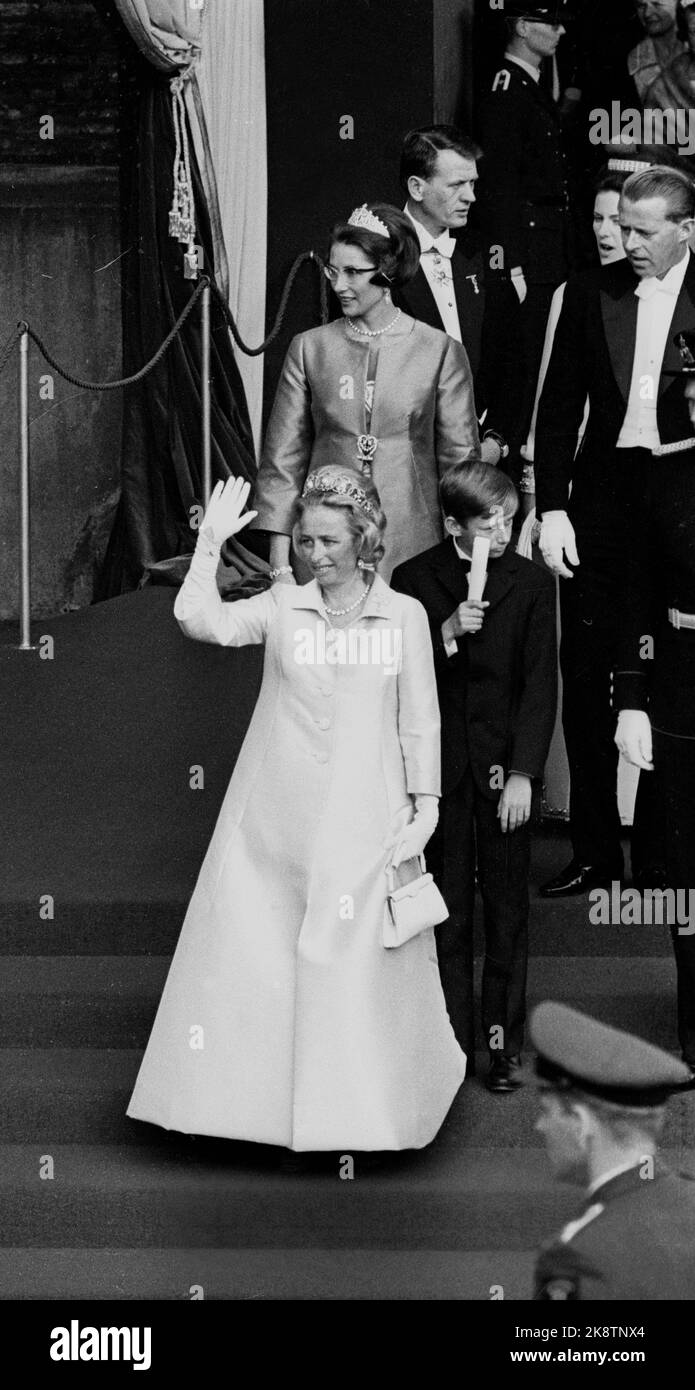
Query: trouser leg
475 787 531 1058
428 770 476 1060
559 568 624 869
653 729 695 1064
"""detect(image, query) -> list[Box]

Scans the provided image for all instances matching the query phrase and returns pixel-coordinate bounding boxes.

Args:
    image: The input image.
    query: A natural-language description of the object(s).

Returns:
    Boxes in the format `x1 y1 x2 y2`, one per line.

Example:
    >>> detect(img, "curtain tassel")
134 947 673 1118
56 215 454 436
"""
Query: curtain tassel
169 68 198 279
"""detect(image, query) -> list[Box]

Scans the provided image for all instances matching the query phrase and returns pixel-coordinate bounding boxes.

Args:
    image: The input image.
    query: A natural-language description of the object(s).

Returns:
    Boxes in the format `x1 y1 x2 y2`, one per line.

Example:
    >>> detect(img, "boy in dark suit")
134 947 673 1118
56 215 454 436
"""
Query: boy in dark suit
391 462 557 1092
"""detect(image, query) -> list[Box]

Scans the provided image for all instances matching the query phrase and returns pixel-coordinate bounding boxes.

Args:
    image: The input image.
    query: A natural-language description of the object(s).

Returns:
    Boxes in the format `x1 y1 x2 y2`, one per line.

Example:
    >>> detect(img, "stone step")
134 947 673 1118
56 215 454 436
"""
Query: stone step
0 1143 595 1251
0 956 679 1048
0 841 674 959
0 895 673 957
1 1049 693 1156
0 1246 535 1301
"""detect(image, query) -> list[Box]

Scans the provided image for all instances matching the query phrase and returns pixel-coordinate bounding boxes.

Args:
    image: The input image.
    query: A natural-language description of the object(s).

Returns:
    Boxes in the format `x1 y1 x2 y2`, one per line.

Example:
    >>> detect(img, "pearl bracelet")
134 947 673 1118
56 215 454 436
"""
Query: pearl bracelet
269 565 293 580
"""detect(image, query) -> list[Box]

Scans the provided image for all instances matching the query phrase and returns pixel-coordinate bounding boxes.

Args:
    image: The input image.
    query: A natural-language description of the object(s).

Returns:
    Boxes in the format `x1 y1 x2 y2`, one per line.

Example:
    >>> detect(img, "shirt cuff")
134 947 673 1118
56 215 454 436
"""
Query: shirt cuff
443 635 458 658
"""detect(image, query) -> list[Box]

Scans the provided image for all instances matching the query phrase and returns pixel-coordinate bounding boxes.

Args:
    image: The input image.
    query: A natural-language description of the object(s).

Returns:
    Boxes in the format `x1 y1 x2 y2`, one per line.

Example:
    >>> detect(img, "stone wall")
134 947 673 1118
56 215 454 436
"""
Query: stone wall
0 0 125 619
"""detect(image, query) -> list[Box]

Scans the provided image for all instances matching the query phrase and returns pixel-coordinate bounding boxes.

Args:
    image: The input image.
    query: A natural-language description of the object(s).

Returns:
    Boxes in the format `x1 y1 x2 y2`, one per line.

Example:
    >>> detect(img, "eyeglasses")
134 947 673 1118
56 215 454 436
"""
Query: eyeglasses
324 264 377 283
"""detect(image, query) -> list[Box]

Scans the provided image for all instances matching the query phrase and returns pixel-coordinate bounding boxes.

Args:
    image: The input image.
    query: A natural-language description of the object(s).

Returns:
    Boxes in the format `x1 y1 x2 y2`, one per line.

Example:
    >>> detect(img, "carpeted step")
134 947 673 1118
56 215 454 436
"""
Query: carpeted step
0 955 681 1047
2 1049 693 1155
0 1143 590 1250
0 888 676 957
0 1246 535 1301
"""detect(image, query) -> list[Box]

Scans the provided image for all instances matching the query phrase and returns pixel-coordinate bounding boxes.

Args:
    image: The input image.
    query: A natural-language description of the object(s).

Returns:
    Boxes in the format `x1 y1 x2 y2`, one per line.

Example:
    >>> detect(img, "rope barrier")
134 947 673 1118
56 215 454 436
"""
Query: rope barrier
0 252 328 387
210 250 329 355
5 249 328 651
22 277 208 391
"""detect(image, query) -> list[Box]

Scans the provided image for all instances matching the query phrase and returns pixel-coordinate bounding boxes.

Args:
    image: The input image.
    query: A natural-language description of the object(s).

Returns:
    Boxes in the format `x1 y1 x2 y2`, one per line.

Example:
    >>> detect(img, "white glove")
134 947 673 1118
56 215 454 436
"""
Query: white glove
198 476 258 548
615 710 653 771
539 509 579 578
511 269 527 305
385 795 439 869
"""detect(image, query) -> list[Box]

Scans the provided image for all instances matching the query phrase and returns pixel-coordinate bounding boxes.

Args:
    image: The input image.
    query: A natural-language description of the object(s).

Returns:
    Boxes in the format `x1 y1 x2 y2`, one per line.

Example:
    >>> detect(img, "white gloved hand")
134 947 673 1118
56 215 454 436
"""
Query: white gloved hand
540 509 579 578
511 269 528 305
198 476 258 548
615 710 654 771
385 795 439 869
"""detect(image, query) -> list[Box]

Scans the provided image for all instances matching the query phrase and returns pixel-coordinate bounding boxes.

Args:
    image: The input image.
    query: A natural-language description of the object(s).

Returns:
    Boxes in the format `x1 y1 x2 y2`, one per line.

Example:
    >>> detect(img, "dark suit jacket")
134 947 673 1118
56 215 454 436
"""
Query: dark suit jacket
534 1162 695 1300
390 539 557 798
394 231 524 453
535 256 695 528
613 452 695 736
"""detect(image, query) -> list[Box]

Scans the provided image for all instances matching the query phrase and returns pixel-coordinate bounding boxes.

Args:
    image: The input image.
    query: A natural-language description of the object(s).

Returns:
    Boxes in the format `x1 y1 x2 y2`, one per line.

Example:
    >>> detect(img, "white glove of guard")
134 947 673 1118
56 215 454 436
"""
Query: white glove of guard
385 795 439 869
540 509 579 578
198 476 257 548
615 710 653 772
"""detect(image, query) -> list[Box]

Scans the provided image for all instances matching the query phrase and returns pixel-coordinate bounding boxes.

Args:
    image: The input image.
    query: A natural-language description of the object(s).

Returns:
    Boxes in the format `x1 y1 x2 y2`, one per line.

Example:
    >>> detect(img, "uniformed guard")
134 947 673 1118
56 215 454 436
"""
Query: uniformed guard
476 1 577 447
531 1001 695 1300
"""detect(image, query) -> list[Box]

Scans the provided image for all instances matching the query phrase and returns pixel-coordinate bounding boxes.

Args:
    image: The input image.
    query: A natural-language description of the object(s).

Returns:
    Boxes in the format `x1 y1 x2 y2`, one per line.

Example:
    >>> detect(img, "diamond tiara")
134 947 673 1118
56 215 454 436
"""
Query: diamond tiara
347 205 390 239
608 157 652 173
301 472 375 516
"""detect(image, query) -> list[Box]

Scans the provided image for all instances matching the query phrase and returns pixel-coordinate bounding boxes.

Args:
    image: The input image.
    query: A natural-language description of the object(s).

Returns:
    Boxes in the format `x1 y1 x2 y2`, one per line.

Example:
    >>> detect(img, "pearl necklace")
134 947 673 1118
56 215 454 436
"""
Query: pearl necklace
322 584 370 616
346 308 402 338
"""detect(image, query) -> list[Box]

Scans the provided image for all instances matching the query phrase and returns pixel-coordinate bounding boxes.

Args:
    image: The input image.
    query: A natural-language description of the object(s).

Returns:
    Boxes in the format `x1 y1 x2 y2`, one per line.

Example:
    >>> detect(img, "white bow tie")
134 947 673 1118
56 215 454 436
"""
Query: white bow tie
636 276 679 299
425 234 455 259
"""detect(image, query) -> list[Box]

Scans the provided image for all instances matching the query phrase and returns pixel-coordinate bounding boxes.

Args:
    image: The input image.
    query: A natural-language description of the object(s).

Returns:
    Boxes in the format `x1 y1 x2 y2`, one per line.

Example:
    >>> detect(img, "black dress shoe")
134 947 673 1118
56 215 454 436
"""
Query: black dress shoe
485 1054 523 1094
681 1060 695 1090
633 867 668 893
539 858 623 898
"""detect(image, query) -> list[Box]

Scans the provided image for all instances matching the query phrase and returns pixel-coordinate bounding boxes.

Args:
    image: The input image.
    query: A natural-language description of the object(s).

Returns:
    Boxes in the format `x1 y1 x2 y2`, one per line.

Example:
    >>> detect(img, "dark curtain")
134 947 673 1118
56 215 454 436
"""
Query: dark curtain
97 68 266 599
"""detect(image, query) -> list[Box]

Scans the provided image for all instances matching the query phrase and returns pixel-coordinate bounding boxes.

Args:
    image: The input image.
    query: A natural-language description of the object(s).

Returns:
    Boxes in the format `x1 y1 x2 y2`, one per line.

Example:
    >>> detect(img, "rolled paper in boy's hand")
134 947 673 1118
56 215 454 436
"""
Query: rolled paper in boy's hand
467 535 490 601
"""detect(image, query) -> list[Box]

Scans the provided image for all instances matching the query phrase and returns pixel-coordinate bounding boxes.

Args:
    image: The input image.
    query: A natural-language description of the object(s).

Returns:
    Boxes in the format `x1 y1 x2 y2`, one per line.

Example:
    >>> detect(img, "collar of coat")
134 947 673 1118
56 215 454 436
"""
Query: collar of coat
601 251 695 401
425 537 522 612
584 1158 675 1208
287 571 394 621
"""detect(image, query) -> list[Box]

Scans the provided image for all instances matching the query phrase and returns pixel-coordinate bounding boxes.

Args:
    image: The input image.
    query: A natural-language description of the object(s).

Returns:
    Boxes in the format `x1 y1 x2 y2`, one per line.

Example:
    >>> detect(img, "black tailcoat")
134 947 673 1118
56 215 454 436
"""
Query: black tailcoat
394 233 523 450
535 256 695 532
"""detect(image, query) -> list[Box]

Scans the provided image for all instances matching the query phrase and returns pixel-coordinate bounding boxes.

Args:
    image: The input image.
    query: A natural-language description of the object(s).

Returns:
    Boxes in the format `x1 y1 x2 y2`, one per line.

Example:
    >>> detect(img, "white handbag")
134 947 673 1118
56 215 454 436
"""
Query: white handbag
383 854 449 949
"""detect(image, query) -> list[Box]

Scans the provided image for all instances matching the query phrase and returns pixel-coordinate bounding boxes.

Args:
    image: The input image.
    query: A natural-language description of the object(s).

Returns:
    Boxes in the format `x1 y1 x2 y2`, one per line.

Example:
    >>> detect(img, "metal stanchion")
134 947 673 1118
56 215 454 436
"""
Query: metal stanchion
18 323 35 651
201 280 211 507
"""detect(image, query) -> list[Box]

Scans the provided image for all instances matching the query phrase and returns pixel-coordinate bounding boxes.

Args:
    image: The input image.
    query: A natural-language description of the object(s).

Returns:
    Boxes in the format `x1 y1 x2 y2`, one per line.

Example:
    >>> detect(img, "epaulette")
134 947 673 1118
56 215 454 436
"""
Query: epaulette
491 68 512 93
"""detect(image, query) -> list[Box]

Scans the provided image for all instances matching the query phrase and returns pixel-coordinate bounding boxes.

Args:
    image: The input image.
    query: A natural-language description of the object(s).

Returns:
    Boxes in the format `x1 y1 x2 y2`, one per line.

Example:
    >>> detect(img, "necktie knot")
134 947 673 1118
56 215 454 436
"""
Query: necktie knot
426 235 454 259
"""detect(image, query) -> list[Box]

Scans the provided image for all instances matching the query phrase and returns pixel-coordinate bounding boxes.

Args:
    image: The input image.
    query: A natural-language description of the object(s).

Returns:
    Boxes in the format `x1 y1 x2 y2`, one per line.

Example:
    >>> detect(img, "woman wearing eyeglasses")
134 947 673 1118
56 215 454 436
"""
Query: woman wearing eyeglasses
250 203 481 582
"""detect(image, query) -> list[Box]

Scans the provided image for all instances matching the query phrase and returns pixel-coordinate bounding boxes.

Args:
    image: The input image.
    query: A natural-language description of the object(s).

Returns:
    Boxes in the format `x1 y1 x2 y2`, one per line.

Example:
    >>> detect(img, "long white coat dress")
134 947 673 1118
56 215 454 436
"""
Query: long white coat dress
126 536 466 1150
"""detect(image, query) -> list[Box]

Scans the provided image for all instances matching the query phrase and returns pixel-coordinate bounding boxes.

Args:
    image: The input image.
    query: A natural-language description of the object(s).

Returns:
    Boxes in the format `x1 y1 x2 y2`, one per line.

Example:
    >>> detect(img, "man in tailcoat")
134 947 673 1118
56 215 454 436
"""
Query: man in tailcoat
391 463 557 1092
531 1002 695 1299
615 327 695 1072
476 1 577 445
394 125 523 476
534 165 695 896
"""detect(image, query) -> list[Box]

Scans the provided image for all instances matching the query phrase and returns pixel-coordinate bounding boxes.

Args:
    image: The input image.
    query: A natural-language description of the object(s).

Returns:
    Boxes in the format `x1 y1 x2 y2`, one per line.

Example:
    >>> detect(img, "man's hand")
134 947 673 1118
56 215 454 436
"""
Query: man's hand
540 510 579 578
442 600 489 643
480 435 502 465
199 477 257 546
497 773 532 834
511 268 528 305
615 710 654 771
